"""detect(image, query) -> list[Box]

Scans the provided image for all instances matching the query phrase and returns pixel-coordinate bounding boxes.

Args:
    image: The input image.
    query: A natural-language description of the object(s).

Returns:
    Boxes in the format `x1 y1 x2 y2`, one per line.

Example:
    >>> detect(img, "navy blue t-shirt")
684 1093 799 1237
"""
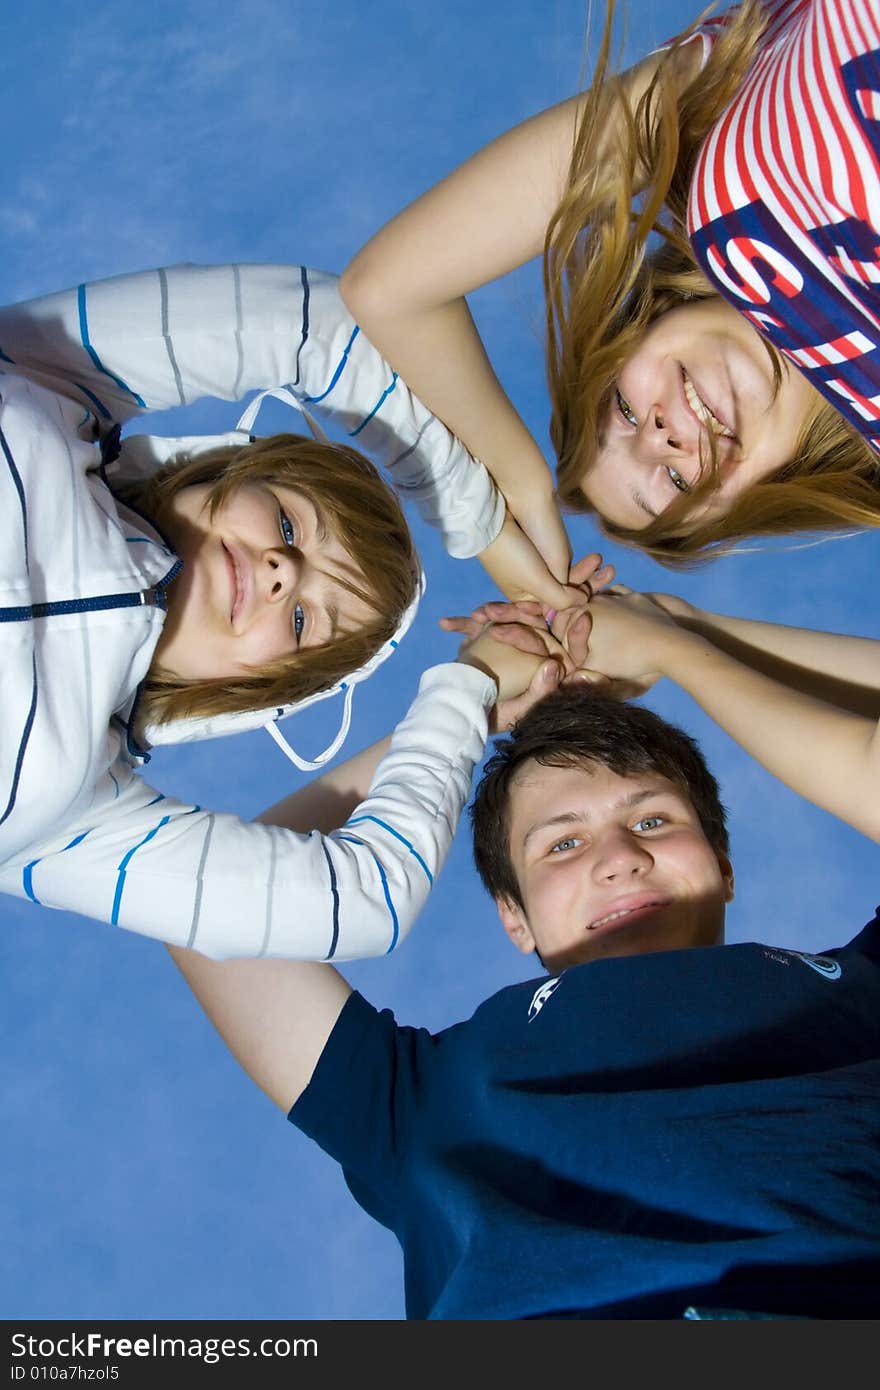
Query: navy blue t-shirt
290 914 880 1319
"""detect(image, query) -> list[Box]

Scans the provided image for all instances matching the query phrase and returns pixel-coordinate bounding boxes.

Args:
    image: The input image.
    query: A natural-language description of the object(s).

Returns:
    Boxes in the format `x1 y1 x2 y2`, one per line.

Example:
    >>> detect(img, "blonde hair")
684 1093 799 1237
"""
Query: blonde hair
545 0 880 564
123 433 421 726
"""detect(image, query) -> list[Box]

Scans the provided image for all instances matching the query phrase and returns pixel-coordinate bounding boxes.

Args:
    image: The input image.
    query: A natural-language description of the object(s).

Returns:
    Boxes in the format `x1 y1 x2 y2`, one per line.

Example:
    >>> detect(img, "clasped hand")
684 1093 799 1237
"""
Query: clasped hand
445 569 693 725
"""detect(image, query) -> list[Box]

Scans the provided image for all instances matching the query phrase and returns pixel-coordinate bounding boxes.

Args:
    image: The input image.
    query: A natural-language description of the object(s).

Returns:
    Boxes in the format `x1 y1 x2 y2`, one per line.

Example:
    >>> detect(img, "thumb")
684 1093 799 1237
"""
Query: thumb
564 668 609 687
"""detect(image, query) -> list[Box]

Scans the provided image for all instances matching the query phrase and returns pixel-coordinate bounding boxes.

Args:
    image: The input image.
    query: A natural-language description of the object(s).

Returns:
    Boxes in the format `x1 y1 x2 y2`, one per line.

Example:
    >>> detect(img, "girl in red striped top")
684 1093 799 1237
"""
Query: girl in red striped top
341 0 880 574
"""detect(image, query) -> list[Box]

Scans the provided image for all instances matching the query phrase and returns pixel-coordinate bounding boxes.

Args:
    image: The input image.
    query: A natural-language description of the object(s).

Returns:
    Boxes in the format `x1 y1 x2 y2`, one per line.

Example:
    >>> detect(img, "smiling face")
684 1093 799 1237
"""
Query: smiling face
154 480 379 680
581 298 819 530
496 760 733 974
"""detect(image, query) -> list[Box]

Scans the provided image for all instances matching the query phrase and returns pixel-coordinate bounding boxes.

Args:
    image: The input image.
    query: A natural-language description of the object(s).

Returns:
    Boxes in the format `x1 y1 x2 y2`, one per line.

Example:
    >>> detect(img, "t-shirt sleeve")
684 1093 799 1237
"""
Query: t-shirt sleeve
655 0 743 62
844 906 880 964
289 989 434 1232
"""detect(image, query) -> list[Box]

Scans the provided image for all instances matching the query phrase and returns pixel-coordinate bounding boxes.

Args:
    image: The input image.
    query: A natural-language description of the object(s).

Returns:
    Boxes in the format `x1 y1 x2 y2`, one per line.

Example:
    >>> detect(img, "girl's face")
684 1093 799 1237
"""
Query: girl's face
154 481 378 680
580 298 820 530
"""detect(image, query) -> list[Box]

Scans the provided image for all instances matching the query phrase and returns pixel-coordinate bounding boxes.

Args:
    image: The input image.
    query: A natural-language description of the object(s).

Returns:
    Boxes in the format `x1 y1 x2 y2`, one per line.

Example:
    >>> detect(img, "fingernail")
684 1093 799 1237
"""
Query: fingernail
543 662 560 683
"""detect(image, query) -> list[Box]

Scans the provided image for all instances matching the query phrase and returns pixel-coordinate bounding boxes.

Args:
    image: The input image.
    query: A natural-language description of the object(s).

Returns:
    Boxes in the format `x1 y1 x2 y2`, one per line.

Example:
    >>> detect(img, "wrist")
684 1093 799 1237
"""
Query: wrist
420 660 498 709
655 624 721 684
456 649 500 692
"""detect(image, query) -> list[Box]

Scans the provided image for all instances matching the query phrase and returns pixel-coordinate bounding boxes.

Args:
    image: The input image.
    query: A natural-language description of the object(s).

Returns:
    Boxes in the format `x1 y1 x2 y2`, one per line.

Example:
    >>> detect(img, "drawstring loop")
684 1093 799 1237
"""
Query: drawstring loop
263 683 356 772
234 386 329 443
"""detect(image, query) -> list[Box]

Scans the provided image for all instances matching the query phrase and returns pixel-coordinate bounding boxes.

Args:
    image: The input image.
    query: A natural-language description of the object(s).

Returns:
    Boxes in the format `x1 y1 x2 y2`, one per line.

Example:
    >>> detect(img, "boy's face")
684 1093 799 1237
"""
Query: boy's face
496 760 734 974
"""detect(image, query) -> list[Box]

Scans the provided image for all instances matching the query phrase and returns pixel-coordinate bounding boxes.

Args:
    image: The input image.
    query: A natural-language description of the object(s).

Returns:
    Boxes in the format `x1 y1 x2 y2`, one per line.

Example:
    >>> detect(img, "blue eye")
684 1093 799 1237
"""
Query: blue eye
616 388 638 427
634 816 664 832
551 837 580 853
293 602 305 642
278 507 296 547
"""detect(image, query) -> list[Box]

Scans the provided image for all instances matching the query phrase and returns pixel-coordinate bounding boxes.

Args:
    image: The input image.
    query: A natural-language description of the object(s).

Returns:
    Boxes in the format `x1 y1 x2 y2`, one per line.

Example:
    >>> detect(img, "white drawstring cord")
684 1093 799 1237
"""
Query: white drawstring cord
235 386 330 443
263 682 356 772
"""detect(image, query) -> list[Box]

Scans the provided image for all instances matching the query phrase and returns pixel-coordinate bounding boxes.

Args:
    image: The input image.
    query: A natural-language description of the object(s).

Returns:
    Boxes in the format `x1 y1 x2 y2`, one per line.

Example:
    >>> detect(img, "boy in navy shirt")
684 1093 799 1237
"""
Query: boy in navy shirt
171 600 880 1319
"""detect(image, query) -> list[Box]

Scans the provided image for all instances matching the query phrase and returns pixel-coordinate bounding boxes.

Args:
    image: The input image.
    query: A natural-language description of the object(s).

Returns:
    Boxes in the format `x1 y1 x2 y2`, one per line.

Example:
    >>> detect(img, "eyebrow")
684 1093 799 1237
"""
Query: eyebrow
521 788 672 848
631 488 659 519
312 503 329 545
301 497 342 643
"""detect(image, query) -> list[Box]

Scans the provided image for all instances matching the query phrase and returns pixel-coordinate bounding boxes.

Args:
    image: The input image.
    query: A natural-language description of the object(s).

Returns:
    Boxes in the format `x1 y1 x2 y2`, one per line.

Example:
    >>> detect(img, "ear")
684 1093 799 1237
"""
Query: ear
718 852 735 904
495 895 537 956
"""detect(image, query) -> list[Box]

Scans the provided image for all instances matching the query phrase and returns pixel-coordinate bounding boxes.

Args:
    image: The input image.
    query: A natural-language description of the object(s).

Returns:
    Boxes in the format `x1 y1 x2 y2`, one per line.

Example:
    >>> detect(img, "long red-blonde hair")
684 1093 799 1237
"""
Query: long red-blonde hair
545 0 879 564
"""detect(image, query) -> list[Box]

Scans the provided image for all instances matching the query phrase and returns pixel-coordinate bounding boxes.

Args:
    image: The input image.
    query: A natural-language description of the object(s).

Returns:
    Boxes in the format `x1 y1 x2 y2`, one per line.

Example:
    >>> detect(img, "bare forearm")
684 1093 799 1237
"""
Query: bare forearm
660 629 880 841
168 947 350 1111
684 608 880 717
257 736 392 834
339 96 583 499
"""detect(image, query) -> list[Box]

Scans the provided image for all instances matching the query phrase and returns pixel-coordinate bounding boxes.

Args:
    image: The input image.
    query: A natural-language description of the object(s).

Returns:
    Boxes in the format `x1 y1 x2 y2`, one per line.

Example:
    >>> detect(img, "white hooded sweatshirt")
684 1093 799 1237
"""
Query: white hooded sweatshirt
0 262 498 959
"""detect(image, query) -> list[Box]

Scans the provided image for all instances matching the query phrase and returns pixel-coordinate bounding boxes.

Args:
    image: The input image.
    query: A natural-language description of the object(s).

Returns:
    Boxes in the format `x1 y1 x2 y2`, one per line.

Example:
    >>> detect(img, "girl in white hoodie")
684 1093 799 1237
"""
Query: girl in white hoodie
0 259 519 962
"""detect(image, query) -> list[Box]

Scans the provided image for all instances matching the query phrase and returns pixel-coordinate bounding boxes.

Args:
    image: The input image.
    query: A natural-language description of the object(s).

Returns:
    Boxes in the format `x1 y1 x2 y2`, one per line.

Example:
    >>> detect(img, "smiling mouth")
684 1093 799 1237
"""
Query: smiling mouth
681 367 736 440
223 543 243 624
587 897 671 933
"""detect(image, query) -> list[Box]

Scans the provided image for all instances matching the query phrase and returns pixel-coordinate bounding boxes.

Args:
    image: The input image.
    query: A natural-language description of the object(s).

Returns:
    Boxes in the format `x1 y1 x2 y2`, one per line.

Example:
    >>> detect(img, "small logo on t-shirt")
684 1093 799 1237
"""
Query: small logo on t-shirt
528 977 562 1021
790 950 842 979
762 948 841 980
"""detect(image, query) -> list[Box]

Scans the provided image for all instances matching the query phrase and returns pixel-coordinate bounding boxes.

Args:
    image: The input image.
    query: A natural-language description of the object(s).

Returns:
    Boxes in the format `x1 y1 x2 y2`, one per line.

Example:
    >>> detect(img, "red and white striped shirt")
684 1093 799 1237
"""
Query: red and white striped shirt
683 0 880 450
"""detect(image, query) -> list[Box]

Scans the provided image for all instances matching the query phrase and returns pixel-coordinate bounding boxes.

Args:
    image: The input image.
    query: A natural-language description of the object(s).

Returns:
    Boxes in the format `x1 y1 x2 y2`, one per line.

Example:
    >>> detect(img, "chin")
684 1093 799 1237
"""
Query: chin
557 926 718 972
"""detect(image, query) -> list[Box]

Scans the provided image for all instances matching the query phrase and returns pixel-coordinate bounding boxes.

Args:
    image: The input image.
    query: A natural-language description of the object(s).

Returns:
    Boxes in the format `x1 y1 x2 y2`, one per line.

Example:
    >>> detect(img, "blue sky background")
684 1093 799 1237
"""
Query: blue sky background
2 0 878 1322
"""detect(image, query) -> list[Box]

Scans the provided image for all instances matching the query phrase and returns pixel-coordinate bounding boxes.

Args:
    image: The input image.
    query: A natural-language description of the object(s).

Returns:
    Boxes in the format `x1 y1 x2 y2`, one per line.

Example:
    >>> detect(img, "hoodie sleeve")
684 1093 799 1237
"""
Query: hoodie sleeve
0 664 494 960
0 262 504 558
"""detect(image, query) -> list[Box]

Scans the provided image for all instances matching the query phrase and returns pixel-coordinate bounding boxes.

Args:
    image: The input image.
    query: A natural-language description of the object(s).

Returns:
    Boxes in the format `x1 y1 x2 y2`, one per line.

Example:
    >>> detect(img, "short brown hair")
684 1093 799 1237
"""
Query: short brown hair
470 688 728 909
124 432 421 727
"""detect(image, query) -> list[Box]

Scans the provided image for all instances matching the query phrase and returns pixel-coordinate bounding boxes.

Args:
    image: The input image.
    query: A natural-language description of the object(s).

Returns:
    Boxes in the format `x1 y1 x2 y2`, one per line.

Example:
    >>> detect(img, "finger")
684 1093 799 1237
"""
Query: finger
560 668 609 688
568 552 605 586
567 554 616 599
590 562 617 594
535 625 577 675
606 583 633 597
487 606 555 635
562 607 593 666
487 623 551 657
556 580 603 608
494 659 562 732
439 615 479 636
547 600 590 649
478 600 544 622
535 575 589 611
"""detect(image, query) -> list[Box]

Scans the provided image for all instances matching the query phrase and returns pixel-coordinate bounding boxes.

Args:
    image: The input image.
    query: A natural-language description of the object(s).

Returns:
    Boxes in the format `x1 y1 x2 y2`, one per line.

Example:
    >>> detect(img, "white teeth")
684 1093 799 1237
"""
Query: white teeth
682 371 735 438
590 907 636 931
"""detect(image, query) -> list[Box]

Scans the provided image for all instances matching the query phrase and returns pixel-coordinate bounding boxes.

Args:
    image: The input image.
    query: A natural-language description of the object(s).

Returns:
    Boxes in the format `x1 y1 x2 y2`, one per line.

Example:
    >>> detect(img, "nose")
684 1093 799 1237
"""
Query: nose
590 829 654 883
260 546 300 604
640 406 687 455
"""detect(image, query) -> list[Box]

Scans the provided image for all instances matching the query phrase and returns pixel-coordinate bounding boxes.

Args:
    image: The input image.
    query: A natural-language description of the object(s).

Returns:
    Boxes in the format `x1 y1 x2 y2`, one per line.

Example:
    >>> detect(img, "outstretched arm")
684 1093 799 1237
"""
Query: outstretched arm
168 620 568 1109
0 263 504 567
580 591 880 843
649 596 880 719
340 43 700 589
